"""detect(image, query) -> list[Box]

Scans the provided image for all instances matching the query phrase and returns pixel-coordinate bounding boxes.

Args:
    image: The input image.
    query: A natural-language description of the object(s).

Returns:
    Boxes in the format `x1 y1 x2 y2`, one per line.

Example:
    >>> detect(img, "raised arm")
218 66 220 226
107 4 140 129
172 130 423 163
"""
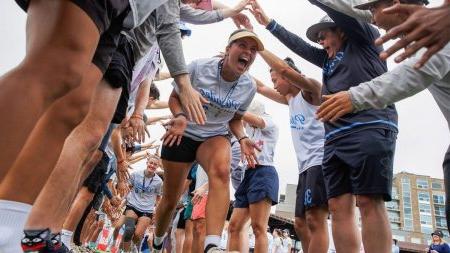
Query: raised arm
314 0 372 23
259 49 322 103
253 77 288 105
249 0 326 67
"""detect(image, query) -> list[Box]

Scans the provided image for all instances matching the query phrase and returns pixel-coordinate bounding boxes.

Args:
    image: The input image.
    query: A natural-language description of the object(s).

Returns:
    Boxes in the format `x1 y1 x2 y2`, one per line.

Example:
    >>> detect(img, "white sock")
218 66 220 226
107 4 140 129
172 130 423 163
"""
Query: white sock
154 233 166 246
61 229 73 250
204 235 221 249
0 200 32 252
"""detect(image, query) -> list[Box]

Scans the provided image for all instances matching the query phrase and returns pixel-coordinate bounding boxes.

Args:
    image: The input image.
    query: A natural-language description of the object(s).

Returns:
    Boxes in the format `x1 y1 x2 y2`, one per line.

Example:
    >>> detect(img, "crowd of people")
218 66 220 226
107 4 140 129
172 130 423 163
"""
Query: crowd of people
0 0 450 252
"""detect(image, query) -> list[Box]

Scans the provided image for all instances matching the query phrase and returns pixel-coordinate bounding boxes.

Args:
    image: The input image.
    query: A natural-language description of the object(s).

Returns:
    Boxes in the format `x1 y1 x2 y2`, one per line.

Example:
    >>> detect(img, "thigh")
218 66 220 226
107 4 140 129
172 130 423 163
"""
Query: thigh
196 136 231 175
135 216 152 237
24 0 99 69
249 199 272 229
343 129 396 201
125 208 139 220
322 142 352 200
86 80 123 124
229 208 250 232
160 161 192 203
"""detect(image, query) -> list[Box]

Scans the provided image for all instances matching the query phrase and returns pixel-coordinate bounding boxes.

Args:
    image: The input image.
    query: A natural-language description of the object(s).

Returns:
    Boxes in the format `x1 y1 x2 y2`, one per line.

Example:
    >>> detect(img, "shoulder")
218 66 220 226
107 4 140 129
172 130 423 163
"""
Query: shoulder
240 73 257 90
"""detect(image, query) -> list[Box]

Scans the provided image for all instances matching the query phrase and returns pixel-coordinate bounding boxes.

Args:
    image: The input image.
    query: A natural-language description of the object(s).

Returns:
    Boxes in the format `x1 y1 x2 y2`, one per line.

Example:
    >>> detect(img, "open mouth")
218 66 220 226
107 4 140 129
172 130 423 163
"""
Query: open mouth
237 56 250 69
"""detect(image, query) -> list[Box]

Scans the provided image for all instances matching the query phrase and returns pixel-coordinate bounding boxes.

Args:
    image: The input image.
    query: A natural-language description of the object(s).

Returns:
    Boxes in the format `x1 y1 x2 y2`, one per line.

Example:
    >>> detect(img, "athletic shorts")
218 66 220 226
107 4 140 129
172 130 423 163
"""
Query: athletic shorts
176 208 186 229
322 128 397 201
82 151 110 193
295 165 327 218
234 165 279 208
124 205 153 218
15 0 130 73
92 191 104 211
191 195 208 220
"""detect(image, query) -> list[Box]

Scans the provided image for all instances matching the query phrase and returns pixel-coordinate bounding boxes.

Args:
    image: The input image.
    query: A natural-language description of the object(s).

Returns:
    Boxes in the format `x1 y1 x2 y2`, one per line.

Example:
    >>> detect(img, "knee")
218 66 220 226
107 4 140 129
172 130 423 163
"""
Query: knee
208 164 230 185
357 195 384 216
123 217 136 242
305 212 325 232
49 94 91 129
294 218 307 233
25 59 85 99
228 220 241 235
251 223 266 238
193 221 206 237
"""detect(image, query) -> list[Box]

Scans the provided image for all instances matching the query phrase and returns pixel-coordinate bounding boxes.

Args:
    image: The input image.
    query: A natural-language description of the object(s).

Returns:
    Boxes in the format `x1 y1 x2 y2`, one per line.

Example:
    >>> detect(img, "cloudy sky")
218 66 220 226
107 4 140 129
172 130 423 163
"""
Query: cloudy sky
0 0 448 194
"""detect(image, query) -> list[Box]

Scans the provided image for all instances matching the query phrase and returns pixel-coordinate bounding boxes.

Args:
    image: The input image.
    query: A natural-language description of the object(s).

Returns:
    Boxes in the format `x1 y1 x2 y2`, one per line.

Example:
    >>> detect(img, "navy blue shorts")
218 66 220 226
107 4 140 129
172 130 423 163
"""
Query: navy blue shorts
322 128 397 201
234 165 279 208
295 165 328 218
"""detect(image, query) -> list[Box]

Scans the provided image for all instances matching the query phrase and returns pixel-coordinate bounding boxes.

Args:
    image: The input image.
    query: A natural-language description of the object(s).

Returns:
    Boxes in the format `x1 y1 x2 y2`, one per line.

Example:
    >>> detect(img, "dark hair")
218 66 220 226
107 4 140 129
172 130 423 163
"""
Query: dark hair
269 57 301 74
149 81 160 100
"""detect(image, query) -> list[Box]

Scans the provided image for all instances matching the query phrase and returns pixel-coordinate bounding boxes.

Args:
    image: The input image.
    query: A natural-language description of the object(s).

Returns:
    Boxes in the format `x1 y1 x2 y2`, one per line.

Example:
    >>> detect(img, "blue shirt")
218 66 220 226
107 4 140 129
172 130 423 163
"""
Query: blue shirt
429 243 450 253
266 0 398 143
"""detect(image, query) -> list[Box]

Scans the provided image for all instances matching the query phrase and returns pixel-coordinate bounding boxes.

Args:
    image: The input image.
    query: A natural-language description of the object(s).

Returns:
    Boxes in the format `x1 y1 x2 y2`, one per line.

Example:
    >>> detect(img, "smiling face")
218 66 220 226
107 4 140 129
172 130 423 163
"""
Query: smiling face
317 28 345 59
223 37 258 78
146 157 159 174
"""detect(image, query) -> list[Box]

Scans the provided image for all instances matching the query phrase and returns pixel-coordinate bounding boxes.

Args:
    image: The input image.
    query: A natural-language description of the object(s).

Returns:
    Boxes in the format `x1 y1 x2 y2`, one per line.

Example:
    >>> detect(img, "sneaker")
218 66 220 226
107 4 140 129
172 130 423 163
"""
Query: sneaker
204 244 225 253
21 229 69 253
151 238 163 253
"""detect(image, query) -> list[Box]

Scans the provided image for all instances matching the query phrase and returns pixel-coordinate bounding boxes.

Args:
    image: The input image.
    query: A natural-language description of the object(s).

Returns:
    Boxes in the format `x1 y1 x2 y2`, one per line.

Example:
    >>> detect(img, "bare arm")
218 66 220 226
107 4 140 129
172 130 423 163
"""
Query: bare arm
259 49 322 102
129 79 151 143
242 112 265 129
253 77 288 105
154 71 172 81
147 100 169 109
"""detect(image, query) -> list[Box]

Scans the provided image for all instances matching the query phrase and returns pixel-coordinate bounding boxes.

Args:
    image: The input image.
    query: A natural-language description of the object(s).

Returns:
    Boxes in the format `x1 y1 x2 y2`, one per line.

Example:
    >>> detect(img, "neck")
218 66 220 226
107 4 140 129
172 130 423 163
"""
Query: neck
145 170 155 177
221 59 240 82
289 86 301 97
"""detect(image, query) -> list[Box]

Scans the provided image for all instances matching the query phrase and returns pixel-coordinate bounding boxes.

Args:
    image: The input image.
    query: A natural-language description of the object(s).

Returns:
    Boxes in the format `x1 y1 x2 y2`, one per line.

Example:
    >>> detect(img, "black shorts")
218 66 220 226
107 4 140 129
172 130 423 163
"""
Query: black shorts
92 191 104 211
161 136 203 163
161 135 230 163
322 128 397 201
295 165 327 218
82 151 110 193
15 0 130 73
176 209 187 229
124 205 153 219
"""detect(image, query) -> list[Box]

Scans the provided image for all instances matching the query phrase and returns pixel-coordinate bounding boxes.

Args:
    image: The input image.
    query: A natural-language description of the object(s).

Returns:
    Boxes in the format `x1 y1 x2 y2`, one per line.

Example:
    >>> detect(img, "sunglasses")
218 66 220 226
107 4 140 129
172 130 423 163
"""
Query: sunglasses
317 33 326 43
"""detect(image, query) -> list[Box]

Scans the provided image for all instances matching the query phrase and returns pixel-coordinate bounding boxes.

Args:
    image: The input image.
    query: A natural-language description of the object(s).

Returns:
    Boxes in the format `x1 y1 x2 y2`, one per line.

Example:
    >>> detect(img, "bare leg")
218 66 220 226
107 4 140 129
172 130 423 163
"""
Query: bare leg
357 195 391 253
294 217 310 253
182 220 193 253
328 194 360 253
62 187 95 234
305 207 329 253
174 228 185 253
249 199 271 253
25 80 122 231
0 0 99 175
228 208 250 251
0 65 102 203
192 218 206 253
133 216 152 251
153 161 191 237
196 136 231 237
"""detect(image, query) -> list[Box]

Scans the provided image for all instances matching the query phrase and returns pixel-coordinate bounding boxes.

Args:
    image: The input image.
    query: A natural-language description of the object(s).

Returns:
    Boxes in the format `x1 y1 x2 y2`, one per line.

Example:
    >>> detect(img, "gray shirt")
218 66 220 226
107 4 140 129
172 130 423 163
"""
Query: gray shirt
173 57 256 141
350 44 450 132
126 170 163 213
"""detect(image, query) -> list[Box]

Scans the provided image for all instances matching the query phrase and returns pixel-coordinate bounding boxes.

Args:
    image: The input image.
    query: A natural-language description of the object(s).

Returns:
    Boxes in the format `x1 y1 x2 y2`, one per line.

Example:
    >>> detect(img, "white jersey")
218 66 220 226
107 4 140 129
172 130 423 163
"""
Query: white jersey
288 92 325 174
244 115 279 166
126 170 163 213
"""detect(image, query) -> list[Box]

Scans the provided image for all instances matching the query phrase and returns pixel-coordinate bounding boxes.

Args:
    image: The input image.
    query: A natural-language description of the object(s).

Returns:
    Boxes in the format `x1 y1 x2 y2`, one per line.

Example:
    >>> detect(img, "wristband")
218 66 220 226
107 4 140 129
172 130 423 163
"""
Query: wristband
174 112 188 119
117 159 126 165
238 136 249 143
130 114 144 120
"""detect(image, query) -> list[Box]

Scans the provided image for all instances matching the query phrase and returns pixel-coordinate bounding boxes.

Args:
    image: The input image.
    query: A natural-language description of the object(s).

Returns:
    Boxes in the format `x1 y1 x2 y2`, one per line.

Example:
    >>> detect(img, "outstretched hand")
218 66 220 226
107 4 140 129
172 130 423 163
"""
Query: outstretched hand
316 91 354 122
239 137 261 168
161 116 188 147
248 0 271 27
178 86 209 125
375 3 450 69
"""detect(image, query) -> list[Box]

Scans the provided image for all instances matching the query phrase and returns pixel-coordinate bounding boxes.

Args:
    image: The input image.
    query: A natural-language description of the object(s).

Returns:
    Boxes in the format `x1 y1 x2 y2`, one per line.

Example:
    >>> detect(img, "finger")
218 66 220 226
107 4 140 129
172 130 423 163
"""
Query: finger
415 44 442 69
184 105 193 122
253 144 262 152
169 134 178 147
176 135 183 146
382 3 416 15
316 98 338 119
393 29 430 63
193 102 206 125
330 109 348 123
321 105 344 122
163 134 173 146
378 26 418 60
